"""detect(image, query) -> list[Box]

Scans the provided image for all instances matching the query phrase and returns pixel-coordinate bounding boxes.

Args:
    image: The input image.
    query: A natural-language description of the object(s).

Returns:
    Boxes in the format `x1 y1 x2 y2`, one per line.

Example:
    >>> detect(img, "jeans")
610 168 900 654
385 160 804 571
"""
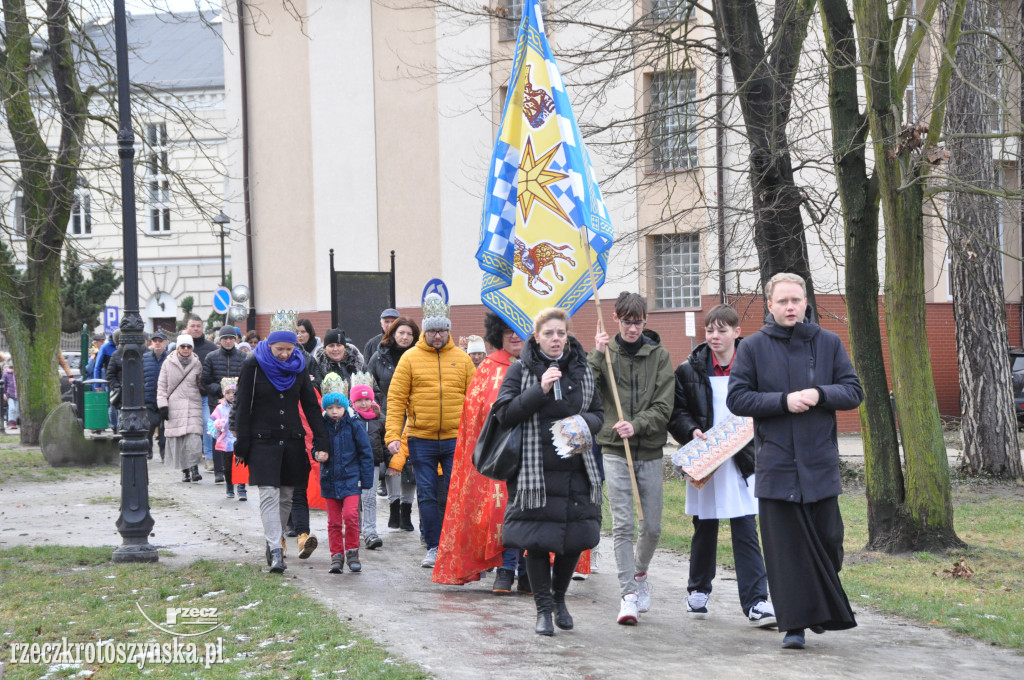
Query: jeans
408 436 456 549
326 495 360 554
604 455 664 596
360 488 378 538
202 396 213 459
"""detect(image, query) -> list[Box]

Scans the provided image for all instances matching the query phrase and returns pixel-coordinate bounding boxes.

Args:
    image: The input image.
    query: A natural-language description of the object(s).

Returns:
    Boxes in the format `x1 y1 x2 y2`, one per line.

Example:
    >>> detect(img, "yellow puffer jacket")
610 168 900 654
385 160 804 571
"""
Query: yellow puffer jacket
385 334 476 444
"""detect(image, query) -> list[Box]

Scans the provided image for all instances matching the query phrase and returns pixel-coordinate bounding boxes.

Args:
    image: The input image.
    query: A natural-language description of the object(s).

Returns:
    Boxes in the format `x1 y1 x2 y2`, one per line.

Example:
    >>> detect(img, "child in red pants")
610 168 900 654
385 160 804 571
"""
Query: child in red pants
317 381 374 574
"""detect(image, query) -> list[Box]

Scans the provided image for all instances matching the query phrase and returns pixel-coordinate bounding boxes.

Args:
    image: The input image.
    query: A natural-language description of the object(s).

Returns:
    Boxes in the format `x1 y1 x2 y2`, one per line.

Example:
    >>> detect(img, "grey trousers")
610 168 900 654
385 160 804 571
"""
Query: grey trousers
360 488 378 537
386 469 416 503
604 455 664 596
258 485 295 547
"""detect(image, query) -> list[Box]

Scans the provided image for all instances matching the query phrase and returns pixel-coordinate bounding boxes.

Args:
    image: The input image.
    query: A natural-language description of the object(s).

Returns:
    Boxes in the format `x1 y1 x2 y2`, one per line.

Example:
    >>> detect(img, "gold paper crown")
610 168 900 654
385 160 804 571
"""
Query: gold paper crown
350 371 374 389
269 310 297 334
321 372 348 397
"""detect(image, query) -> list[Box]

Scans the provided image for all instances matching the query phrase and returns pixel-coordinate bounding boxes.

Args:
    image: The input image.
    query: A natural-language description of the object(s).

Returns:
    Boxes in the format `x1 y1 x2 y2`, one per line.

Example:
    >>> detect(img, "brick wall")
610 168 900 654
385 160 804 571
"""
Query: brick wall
258 296 1024 434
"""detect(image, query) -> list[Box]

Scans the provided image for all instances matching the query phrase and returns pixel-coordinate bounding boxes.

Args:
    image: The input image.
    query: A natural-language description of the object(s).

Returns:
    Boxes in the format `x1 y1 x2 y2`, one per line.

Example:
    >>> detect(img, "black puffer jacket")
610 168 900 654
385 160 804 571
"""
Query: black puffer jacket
312 343 365 385
143 350 168 406
202 346 245 400
668 340 754 478
493 335 603 555
353 407 387 465
367 342 411 416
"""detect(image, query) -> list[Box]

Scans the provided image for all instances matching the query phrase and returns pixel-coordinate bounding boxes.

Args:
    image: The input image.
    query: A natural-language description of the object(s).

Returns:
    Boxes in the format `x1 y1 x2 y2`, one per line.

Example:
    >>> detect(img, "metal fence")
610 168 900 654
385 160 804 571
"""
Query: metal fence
0 332 87 354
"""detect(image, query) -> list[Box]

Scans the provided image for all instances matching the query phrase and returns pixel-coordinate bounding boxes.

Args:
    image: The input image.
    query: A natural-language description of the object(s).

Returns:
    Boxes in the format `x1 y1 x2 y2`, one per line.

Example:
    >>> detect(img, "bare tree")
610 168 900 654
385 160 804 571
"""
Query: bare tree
942 0 1023 478
0 1 227 443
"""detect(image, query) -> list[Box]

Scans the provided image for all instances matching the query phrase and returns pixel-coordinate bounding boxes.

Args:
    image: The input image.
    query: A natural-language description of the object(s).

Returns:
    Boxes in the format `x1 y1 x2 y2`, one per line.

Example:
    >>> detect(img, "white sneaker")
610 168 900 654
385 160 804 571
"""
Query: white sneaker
617 594 639 625
571 571 589 581
748 600 777 628
686 591 710 619
421 547 437 568
634 573 652 613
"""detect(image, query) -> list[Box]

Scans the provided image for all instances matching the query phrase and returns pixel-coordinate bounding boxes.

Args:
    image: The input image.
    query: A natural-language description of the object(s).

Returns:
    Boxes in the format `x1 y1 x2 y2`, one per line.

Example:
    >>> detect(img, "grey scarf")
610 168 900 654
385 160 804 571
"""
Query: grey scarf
514 358 602 511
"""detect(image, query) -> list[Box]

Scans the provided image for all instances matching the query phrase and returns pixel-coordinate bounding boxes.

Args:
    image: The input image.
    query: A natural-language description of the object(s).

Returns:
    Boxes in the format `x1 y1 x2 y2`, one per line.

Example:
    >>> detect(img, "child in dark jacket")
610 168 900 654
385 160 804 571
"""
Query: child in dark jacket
350 375 387 550
316 388 374 574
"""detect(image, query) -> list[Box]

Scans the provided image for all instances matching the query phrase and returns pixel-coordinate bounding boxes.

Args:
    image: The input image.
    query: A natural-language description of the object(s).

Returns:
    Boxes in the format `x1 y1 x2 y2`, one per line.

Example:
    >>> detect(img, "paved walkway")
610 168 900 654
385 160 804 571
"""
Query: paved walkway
2 449 1020 680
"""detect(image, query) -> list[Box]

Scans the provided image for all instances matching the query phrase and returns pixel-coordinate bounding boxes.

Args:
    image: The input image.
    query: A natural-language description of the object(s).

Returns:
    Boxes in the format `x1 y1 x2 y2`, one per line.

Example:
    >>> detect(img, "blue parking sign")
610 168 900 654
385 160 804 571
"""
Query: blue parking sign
104 306 119 334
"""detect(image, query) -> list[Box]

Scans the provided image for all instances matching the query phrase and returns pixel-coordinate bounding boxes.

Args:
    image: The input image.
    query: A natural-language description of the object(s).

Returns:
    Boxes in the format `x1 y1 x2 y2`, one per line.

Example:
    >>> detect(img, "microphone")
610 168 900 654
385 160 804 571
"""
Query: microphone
550 362 562 400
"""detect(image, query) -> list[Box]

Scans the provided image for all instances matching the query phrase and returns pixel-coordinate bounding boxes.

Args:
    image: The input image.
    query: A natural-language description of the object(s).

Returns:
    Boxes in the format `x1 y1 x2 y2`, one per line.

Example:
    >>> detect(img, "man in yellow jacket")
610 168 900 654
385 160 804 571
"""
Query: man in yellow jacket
386 293 476 568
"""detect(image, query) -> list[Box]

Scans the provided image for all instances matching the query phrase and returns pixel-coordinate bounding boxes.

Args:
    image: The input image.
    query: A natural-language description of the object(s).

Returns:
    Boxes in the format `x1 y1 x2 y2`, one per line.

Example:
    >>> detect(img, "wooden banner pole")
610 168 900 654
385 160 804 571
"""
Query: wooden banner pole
579 229 643 522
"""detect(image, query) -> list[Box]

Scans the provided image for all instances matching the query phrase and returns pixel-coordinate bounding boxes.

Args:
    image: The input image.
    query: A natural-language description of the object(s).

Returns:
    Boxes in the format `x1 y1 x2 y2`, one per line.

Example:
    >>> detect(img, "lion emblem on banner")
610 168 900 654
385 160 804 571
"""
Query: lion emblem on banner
513 237 576 295
522 65 555 129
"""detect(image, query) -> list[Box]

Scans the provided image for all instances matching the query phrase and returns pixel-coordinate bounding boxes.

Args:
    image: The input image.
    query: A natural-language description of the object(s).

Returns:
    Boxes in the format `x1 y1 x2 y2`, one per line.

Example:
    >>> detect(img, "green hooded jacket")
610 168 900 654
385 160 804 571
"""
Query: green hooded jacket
587 329 675 461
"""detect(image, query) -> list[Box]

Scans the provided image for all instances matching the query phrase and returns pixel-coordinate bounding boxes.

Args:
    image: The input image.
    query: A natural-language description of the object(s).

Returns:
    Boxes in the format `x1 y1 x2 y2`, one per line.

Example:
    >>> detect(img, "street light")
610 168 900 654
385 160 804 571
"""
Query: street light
213 212 230 286
112 0 157 564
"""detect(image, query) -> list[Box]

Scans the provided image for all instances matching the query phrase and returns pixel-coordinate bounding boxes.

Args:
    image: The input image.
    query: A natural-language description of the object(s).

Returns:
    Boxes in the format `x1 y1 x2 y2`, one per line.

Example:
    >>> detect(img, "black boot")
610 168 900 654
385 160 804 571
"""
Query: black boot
553 591 574 630
182 468 191 483
212 450 225 483
269 548 286 574
526 554 555 636
388 500 401 529
399 502 415 532
189 465 202 482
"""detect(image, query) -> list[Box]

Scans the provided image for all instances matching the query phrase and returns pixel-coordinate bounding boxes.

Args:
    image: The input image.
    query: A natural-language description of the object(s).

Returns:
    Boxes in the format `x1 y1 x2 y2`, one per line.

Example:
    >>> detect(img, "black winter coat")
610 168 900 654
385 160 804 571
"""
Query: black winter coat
233 354 329 487
106 348 124 405
192 336 217 364
202 346 245 400
363 334 383 368
668 341 755 478
143 350 168 406
319 412 374 499
312 344 365 385
353 409 387 465
726 311 863 503
367 343 411 416
494 335 603 555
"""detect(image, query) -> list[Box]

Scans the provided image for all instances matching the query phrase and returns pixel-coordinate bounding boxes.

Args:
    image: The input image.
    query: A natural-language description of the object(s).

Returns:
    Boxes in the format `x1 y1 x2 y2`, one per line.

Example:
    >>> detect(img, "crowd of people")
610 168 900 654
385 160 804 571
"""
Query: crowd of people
99 271 862 650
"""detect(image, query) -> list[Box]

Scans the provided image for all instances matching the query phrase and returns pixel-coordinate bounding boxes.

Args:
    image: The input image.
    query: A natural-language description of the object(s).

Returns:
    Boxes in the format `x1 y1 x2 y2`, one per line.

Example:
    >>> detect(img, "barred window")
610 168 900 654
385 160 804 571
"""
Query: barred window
649 70 698 172
649 0 695 23
500 0 547 41
652 233 700 309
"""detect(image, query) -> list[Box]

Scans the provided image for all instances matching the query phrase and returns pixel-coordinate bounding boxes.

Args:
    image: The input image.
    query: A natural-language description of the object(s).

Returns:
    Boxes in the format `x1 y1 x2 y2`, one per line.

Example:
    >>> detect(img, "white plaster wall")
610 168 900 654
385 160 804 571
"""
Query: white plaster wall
308 0 379 311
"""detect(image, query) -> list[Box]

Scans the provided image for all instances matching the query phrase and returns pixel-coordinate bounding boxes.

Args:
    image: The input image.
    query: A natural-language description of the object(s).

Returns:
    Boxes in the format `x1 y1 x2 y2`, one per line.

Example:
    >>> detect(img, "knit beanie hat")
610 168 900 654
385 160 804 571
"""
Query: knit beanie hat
176 334 194 348
466 335 485 354
421 293 451 332
323 328 347 347
267 310 298 345
322 392 350 410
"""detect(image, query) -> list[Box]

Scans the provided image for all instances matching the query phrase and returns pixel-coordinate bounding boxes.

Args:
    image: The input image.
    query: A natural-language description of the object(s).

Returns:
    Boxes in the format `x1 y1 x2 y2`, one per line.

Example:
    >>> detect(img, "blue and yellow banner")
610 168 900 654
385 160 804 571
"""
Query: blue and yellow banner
477 1 613 339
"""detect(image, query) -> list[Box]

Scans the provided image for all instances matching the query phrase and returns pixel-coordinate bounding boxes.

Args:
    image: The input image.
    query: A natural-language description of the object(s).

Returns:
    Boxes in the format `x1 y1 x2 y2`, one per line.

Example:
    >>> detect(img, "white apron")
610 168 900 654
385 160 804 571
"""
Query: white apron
684 375 758 519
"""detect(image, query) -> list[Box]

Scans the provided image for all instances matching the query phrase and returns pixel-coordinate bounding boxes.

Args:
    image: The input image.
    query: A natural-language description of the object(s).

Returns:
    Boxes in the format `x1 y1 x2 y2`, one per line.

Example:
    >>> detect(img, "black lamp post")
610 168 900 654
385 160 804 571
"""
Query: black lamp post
213 212 230 286
112 0 157 564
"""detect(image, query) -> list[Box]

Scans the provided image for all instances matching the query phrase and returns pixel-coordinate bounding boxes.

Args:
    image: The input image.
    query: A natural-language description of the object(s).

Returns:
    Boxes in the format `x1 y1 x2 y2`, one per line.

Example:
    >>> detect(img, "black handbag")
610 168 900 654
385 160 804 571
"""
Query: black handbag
472 404 522 482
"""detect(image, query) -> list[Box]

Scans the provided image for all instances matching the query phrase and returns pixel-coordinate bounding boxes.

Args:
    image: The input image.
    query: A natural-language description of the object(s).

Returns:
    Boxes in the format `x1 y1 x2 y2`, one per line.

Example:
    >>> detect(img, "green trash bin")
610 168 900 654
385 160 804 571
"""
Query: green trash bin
82 379 110 430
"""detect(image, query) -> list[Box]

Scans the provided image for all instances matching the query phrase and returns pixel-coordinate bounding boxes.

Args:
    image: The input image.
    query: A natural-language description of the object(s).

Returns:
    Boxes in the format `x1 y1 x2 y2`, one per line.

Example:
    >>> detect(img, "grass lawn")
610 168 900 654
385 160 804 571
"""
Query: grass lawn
0 435 118 484
606 466 1024 651
0 546 429 680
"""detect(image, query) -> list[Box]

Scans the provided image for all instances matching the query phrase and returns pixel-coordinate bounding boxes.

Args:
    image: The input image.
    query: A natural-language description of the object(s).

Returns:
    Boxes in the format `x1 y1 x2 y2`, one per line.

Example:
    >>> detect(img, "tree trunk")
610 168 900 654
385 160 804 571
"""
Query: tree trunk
853 0 963 550
714 0 817 306
0 0 87 445
819 0 906 550
944 0 1024 479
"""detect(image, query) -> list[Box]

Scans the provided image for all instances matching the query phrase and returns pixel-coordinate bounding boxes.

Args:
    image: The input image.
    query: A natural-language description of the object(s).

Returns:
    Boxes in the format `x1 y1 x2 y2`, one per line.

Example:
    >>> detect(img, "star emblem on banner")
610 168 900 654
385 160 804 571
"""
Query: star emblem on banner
517 137 572 225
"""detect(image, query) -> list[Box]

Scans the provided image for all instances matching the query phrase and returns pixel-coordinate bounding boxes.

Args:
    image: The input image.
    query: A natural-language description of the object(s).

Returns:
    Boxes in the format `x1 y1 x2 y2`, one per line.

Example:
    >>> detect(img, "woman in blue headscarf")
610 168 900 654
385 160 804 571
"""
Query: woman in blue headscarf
233 311 329 573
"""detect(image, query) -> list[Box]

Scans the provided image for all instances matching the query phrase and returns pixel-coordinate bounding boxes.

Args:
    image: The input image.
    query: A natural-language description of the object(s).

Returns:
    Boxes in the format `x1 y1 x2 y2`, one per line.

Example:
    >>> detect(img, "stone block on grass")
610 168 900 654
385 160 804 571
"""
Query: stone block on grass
40 402 119 467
